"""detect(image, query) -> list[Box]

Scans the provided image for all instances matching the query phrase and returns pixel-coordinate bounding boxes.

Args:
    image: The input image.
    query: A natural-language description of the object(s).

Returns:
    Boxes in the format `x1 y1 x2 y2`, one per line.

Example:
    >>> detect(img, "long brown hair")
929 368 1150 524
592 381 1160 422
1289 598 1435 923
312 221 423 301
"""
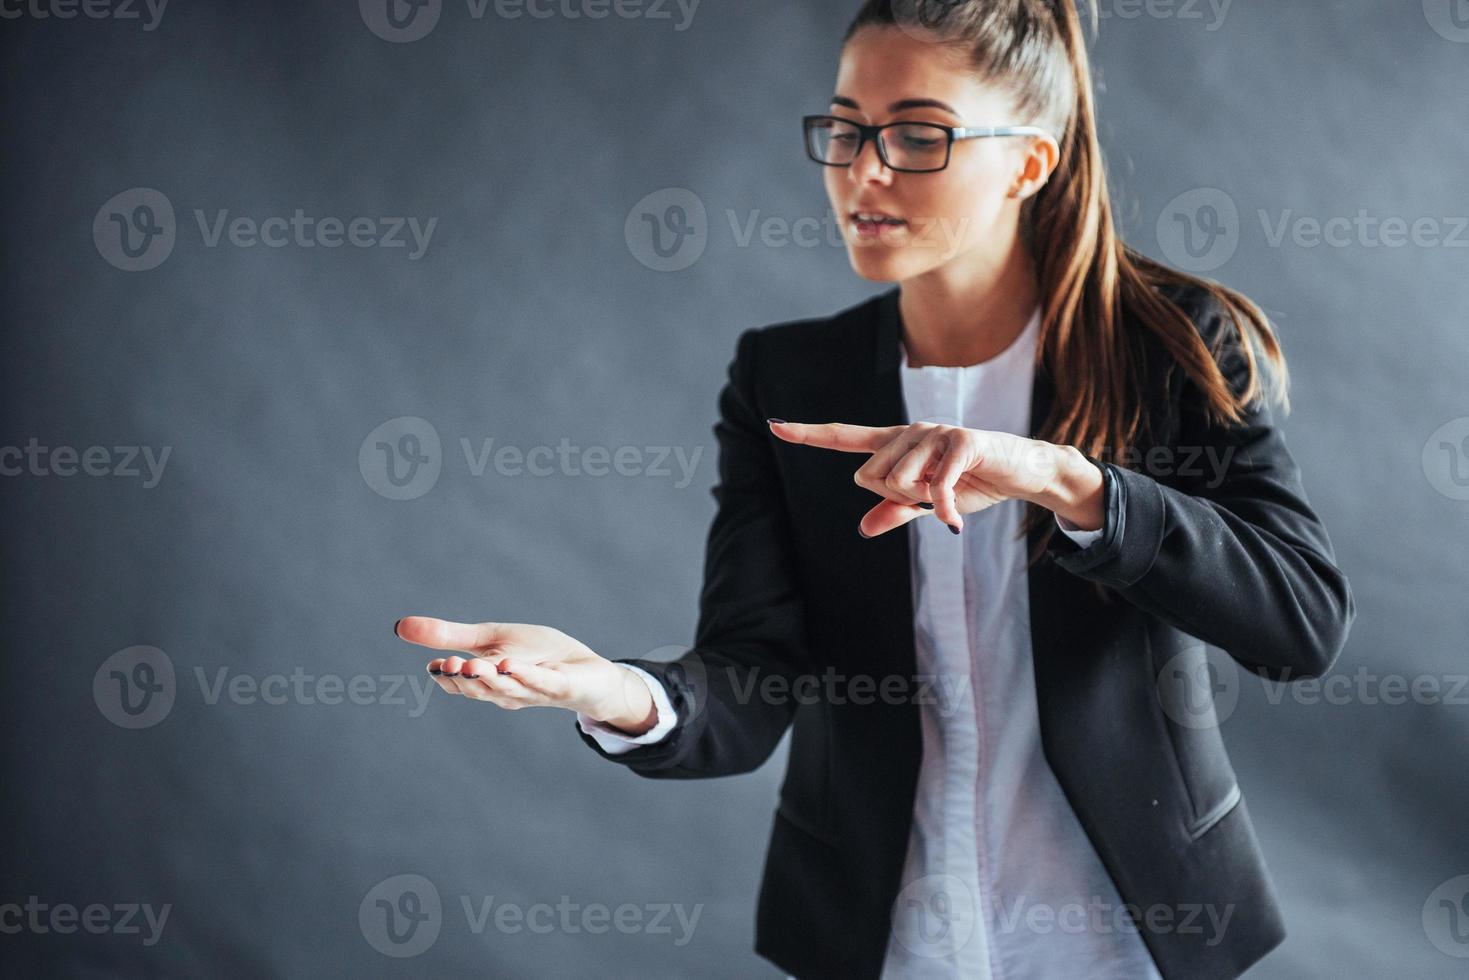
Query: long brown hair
843 0 1290 573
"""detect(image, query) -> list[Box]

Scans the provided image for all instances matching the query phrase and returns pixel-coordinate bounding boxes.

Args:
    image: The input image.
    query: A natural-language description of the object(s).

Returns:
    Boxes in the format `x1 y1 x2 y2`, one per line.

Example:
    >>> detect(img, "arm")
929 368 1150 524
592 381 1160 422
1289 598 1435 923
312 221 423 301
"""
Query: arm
572 326 811 776
1040 296 1356 681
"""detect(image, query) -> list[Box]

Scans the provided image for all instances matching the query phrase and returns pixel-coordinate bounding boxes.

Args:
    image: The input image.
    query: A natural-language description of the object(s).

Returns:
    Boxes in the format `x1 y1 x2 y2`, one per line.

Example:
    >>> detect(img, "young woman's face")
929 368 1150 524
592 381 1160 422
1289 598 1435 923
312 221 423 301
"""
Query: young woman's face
823 25 1054 281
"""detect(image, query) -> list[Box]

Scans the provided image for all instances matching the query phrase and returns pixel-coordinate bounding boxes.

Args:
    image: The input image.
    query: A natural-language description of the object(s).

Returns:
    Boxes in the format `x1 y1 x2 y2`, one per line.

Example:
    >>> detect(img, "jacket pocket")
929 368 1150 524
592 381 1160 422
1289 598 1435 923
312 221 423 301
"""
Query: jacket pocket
1148 630 1244 841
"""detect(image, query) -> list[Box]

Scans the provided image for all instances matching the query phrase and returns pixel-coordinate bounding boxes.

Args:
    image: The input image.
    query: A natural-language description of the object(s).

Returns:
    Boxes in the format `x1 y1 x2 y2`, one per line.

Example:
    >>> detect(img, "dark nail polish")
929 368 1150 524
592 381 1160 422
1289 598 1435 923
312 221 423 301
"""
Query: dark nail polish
767 417 786 424
948 523 961 535
393 618 403 637
465 673 480 679
918 502 934 510
429 668 442 675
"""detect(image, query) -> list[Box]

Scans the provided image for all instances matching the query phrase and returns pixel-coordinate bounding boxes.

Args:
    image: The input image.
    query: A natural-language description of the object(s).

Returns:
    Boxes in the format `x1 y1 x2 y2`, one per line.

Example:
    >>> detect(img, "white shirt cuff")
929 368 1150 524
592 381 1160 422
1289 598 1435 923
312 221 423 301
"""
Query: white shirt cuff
575 663 679 755
1054 511 1105 548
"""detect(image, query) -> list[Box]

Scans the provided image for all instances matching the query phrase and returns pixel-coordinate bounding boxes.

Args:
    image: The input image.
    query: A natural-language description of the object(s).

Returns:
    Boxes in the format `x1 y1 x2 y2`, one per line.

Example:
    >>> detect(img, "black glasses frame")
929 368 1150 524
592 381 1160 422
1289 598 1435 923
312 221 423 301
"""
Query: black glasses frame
802 113 1054 174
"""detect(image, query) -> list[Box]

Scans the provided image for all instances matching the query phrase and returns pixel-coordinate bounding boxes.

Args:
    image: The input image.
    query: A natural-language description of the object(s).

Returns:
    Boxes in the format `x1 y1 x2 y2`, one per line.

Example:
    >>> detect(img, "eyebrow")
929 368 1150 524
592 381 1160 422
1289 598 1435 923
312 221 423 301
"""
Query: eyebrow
830 95 959 115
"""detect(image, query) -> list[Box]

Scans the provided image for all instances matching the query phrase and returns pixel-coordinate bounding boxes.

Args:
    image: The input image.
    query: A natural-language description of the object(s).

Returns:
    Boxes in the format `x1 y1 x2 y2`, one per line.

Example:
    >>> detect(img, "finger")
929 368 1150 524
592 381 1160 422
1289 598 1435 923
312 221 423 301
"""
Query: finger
928 437 970 533
497 659 572 703
394 616 512 654
858 498 926 538
455 659 538 708
853 426 929 499
768 421 905 454
438 656 472 696
426 658 459 694
883 428 950 504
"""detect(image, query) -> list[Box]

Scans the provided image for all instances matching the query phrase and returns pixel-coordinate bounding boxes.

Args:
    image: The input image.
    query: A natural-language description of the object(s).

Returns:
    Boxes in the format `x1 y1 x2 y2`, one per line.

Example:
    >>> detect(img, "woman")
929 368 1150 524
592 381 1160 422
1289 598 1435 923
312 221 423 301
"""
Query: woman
395 1 1355 977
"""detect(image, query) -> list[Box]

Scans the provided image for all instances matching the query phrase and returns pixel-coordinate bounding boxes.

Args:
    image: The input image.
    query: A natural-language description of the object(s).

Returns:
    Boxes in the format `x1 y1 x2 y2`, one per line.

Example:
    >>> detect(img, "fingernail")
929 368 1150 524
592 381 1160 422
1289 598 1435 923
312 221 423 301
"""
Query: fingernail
767 418 786 425
948 523 961 535
393 617 403 637
496 661 513 675
858 528 871 539
465 673 480 679
428 668 442 675
918 502 934 510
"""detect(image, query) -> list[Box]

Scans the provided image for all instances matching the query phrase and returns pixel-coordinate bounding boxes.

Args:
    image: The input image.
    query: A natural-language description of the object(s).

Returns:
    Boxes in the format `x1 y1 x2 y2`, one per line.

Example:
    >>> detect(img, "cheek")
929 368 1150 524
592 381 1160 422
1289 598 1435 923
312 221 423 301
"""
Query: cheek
927 164 1012 236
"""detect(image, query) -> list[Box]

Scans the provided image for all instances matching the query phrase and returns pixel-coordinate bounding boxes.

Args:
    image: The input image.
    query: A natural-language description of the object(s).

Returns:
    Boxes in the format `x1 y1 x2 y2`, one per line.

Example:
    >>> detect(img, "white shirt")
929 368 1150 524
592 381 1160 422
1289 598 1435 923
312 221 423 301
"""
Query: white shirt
577 307 1162 979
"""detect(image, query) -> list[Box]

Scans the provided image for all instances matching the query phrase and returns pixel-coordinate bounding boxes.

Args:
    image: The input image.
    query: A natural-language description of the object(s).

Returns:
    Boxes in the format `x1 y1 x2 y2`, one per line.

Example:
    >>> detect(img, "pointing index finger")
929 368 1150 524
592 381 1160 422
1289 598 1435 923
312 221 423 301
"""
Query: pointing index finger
768 420 904 454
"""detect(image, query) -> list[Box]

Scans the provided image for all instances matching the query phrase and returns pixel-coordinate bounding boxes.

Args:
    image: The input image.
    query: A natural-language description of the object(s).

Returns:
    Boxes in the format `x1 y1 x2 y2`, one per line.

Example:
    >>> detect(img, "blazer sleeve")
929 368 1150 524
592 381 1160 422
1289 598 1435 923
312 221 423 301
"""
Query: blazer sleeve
1044 296 1356 682
572 325 811 776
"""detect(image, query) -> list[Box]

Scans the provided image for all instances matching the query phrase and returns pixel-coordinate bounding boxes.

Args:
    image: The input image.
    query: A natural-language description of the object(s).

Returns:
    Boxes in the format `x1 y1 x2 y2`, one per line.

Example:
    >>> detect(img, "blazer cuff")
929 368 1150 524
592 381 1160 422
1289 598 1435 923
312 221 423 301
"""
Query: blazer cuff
1047 457 1167 588
575 663 679 753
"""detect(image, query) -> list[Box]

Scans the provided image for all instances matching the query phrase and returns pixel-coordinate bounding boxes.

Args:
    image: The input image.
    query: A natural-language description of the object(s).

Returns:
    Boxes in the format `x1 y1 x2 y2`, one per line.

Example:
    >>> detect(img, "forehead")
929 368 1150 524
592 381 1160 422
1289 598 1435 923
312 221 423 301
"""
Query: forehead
833 25 1016 120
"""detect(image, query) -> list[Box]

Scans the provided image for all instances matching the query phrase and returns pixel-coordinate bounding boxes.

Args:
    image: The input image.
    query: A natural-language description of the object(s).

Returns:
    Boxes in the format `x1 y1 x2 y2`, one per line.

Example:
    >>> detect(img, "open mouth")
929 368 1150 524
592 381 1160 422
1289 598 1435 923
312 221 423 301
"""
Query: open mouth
850 212 908 238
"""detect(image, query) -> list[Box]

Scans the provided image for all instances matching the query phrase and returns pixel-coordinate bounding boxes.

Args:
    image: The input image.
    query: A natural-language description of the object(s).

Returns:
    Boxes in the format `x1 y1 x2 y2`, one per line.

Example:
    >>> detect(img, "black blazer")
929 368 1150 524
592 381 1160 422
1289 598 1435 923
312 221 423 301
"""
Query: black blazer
576 282 1356 980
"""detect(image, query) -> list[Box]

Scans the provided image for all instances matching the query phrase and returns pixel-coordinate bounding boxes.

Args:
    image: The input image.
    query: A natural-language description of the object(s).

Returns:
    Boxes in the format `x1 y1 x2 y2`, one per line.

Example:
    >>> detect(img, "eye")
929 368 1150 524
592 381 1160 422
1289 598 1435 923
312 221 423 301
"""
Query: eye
900 133 941 149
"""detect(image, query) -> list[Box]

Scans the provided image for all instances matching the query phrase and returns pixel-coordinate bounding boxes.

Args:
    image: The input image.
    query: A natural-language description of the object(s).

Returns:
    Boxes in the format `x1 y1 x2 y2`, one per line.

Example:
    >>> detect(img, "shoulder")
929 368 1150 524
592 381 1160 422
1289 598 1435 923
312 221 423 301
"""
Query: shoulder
1148 279 1236 350
730 288 890 364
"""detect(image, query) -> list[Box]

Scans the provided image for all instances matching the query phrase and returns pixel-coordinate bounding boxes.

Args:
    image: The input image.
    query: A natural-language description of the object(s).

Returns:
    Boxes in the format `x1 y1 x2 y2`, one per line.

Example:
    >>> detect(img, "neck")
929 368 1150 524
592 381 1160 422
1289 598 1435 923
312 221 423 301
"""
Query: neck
896 233 1041 368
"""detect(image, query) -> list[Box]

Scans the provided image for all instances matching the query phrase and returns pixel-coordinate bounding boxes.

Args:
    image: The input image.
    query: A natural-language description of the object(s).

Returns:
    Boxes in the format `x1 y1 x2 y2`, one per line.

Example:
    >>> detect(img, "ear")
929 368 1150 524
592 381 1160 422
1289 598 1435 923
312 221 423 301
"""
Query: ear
1009 135 1060 200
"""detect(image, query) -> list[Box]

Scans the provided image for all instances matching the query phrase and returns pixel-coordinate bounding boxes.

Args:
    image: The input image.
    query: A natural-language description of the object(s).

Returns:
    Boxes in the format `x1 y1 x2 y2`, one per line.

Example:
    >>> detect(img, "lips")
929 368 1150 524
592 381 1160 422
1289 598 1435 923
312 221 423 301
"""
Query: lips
851 210 907 226
850 210 908 241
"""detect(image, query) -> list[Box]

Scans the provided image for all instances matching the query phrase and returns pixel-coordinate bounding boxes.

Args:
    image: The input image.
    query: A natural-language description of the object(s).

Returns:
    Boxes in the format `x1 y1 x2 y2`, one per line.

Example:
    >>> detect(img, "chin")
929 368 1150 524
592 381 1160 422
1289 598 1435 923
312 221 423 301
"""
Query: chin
845 247 936 282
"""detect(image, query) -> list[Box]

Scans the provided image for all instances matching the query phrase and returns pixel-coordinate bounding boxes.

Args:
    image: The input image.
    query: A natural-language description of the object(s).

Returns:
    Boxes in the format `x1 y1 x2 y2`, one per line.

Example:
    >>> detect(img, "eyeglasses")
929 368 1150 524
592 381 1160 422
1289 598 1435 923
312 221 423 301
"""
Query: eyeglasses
802 114 1054 174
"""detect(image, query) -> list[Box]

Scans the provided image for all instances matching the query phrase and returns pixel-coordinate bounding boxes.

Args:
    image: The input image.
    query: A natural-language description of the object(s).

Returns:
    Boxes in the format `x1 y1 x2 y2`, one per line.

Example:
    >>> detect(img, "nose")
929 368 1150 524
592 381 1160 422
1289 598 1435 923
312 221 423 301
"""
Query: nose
847 134 893 185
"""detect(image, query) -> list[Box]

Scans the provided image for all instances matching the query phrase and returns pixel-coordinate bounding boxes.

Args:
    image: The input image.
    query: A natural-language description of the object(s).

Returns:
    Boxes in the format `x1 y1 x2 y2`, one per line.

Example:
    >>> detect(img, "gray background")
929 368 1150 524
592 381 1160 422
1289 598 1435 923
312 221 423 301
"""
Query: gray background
3 1 1467 976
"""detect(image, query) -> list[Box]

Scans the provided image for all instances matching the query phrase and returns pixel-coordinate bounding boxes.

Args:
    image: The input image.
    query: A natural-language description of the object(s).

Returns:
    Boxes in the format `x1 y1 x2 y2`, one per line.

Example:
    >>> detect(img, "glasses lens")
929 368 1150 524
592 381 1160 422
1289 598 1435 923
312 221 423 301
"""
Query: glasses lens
879 123 950 172
806 117 862 165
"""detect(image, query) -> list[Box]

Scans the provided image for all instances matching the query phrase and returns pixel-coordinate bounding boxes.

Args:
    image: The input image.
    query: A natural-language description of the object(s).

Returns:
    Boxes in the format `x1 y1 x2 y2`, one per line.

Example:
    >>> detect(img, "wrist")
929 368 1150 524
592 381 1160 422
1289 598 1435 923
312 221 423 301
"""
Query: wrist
585 662 658 736
1032 444 1106 532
